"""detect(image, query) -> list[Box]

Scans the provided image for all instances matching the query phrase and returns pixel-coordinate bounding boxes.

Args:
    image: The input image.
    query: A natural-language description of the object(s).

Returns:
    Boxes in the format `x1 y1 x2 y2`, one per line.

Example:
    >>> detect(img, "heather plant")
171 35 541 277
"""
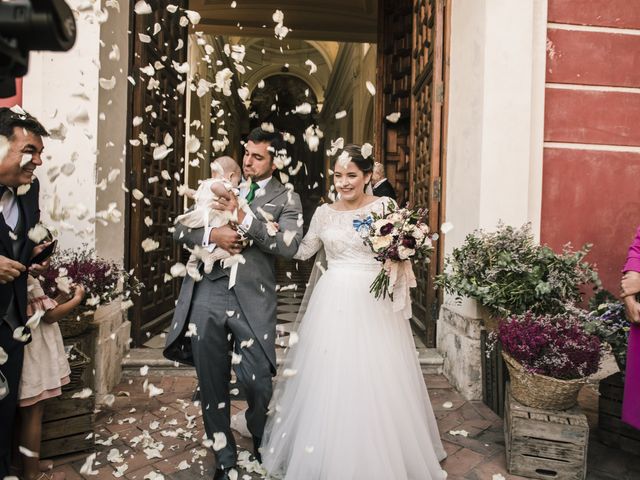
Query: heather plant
41 247 142 310
435 223 601 317
498 313 601 380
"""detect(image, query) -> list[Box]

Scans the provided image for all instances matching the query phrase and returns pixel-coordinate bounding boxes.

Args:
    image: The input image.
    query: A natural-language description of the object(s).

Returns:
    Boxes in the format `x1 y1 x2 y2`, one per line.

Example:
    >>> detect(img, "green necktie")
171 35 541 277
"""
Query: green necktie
245 182 259 204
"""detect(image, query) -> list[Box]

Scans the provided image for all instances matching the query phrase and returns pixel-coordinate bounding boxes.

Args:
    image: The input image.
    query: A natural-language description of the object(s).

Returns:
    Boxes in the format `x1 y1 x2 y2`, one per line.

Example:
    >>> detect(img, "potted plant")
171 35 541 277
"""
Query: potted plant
497 312 602 410
583 300 630 373
435 223 601 414
435 223 601 329
40 248 142 338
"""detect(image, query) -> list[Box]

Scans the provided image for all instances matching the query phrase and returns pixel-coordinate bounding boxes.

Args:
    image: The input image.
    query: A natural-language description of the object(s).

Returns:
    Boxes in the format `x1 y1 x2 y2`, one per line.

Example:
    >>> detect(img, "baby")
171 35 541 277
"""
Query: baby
176 156 243 281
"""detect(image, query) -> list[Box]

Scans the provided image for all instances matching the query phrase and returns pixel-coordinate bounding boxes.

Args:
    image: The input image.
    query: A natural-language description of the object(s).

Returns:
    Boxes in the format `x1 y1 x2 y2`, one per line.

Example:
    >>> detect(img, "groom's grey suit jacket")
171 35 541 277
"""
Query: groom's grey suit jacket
163 178 303 372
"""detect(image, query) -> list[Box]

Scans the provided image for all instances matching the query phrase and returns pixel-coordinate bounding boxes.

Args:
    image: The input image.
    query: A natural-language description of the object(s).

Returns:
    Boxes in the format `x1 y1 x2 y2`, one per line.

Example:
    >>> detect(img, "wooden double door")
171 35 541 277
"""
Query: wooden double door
125 0 448 347
376 0 448 347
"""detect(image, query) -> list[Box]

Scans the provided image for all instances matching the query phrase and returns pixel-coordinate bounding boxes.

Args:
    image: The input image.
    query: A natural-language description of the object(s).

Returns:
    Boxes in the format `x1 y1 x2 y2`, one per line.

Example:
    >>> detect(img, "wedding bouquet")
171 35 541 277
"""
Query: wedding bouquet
356 203 435 304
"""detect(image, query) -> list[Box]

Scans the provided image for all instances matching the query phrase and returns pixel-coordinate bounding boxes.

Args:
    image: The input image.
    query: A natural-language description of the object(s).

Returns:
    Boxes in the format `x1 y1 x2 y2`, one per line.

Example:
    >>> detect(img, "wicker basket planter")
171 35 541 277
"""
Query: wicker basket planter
62 345 91 392
502 352 586 410
58 308 94 338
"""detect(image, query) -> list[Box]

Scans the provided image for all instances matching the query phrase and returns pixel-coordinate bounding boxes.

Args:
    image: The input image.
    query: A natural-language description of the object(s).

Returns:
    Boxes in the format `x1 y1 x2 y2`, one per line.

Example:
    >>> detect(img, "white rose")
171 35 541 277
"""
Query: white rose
410 226 425 241
398 246 415 260
388 213 403 223
371 235 393 252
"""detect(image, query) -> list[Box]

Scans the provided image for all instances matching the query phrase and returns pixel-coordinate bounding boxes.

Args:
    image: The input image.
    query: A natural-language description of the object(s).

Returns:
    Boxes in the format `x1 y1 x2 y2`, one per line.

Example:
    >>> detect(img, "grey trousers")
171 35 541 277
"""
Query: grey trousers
189 277 273 469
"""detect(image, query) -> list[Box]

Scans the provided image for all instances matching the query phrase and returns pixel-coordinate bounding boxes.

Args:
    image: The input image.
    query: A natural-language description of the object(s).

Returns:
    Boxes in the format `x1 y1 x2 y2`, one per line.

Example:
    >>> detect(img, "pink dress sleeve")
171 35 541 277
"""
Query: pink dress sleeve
623 226 640 273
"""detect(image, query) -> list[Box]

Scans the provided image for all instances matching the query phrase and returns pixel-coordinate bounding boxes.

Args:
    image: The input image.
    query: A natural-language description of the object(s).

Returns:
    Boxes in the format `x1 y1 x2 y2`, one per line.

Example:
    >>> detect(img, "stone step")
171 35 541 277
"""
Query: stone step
122 347 443 377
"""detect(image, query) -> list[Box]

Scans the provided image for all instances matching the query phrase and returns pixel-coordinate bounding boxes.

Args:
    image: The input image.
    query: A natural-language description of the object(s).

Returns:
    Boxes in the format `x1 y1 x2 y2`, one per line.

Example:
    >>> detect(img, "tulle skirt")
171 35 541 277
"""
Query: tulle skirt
262 262 447 480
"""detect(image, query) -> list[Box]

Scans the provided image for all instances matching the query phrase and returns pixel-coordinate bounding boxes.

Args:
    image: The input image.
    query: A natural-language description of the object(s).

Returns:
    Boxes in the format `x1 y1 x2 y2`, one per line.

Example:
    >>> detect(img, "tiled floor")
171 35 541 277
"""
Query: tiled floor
49 374 640 479
101 260 640 479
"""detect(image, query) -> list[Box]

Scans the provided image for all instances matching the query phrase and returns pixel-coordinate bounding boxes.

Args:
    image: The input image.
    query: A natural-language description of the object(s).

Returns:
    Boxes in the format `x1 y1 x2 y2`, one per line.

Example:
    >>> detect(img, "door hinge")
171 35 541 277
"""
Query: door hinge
433 177 442 202
436 83 444 104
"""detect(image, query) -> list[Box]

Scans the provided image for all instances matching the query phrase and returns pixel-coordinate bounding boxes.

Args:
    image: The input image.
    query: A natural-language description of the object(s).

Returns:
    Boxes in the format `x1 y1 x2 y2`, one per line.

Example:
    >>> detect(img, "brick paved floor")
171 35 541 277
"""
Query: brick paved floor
47 373 640 480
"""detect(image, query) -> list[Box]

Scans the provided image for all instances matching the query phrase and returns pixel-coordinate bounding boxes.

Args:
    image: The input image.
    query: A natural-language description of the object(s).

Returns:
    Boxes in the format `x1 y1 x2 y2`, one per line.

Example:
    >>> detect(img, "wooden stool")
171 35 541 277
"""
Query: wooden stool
504 383 588 480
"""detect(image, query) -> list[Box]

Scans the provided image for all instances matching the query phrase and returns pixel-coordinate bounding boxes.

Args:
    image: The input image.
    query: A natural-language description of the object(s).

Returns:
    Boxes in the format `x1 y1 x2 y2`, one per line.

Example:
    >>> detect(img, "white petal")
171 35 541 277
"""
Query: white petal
386 112 401 123
79 453 99 475
153 145 173 161
141 238 160 252
335 110 347 119
19 446 38 458
0 347 7 365
134 0 152 14
185 9 201 24
361 143 373 159
139 33 151 43
72 388 93 399
212 432 227 451
272 9 284 23
366 81 376 96
440 222 454 234
304 59 317 74
99 76 116 90
170 263 186 277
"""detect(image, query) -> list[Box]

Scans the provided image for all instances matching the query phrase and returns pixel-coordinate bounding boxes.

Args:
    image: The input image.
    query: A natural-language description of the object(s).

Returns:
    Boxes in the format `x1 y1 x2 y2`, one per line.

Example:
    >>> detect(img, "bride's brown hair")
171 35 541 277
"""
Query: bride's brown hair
332 144 374 174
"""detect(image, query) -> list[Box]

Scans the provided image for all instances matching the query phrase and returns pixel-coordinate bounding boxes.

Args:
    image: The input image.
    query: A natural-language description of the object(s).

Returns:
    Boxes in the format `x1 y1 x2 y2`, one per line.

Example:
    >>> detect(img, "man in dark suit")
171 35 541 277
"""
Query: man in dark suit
0 107 49 478
165 128 303 480
372 161 397 200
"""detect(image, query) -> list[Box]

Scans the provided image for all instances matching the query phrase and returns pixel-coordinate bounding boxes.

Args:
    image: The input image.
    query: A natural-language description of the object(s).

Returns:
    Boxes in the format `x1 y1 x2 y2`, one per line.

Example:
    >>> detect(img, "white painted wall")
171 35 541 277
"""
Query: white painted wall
22 1 130 262
443 0 547 316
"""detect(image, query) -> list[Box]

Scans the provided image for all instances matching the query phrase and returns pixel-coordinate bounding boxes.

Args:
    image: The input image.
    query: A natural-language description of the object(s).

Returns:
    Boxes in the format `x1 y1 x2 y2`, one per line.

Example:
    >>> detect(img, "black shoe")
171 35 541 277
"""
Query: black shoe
252 435 263 463
213 466 237 480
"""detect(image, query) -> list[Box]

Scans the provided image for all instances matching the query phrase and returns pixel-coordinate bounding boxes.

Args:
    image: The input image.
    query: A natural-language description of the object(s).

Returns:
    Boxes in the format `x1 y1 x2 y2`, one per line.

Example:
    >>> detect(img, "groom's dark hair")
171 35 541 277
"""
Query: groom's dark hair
246 127 286 161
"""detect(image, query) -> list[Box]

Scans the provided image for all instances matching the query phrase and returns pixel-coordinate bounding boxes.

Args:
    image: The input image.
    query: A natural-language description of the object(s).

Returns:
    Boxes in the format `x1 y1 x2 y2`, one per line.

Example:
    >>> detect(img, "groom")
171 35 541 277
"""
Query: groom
164 127 303 479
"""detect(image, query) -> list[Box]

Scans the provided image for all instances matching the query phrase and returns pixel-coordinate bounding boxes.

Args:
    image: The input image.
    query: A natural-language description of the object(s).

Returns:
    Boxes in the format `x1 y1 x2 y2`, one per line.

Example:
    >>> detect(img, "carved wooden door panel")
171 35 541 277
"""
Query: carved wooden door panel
377 0 446 347
409 0 445 347
127 0 189 346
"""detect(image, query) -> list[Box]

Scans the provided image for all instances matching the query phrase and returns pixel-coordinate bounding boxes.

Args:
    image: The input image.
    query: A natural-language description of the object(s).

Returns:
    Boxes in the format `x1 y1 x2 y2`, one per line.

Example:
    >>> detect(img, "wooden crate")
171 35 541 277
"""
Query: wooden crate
504 383 588 480
598 372 640 455
41 390 95 459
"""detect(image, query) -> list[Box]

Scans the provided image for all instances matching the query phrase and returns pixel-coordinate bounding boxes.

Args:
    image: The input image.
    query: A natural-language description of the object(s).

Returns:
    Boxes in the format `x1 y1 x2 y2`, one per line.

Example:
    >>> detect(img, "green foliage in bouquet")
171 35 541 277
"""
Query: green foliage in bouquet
41 247 143 310
435 223 601 317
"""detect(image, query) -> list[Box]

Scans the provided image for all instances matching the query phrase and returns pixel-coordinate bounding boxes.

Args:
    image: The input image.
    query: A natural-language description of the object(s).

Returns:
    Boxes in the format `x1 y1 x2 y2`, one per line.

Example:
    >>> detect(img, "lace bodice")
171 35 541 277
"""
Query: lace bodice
294 197 391 266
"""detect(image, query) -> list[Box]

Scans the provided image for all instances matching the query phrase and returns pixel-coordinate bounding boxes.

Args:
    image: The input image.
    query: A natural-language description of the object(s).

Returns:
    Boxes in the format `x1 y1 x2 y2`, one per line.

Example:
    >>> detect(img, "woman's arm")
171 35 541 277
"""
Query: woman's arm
293 207 324 261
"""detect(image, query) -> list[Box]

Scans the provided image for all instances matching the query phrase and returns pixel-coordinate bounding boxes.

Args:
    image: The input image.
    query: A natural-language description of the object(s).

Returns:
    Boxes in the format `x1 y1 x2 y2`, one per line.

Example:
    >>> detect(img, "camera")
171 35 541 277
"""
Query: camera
0 0 76 98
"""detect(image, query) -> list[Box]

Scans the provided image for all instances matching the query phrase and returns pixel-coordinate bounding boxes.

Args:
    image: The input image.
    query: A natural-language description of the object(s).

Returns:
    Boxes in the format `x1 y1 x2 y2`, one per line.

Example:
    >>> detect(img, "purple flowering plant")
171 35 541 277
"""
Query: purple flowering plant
582 301 630 372
40 248 142 310
497 312 601 380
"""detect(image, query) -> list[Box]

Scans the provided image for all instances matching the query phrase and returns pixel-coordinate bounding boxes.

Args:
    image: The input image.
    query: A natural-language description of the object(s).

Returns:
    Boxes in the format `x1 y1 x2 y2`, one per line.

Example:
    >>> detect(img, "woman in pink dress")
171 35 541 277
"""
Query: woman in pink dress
621 226 640 429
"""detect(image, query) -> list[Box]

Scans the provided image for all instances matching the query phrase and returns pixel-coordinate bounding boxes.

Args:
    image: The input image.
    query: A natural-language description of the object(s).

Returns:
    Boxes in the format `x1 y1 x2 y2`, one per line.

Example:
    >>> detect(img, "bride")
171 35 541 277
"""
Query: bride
261 144 447 479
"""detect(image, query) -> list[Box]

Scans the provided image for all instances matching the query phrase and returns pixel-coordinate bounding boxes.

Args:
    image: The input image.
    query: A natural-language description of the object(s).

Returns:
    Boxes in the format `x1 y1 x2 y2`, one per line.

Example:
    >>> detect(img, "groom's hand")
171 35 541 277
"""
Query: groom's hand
213 194 245 223
210 225 243 255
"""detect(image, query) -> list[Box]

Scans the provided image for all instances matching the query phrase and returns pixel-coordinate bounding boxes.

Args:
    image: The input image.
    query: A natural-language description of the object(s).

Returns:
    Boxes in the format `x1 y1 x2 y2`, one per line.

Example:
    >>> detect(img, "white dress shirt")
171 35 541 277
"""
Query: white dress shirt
0 186 19 231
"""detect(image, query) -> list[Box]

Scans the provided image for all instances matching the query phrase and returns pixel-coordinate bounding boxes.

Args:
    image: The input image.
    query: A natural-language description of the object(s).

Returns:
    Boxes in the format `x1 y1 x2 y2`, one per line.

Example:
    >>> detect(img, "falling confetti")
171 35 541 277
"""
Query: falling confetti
386 112 401 123
366 81 376 96
305 59 317 74
134 0 152 14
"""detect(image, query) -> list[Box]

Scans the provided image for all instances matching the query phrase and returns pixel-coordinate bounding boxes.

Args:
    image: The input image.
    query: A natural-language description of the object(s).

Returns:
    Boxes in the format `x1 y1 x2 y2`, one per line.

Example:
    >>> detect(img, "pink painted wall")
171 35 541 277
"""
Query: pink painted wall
541 0 640 294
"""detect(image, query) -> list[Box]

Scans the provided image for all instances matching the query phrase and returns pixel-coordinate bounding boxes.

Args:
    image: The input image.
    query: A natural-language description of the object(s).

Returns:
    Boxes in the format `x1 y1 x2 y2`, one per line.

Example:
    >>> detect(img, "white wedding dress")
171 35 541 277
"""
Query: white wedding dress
262 197 447 480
